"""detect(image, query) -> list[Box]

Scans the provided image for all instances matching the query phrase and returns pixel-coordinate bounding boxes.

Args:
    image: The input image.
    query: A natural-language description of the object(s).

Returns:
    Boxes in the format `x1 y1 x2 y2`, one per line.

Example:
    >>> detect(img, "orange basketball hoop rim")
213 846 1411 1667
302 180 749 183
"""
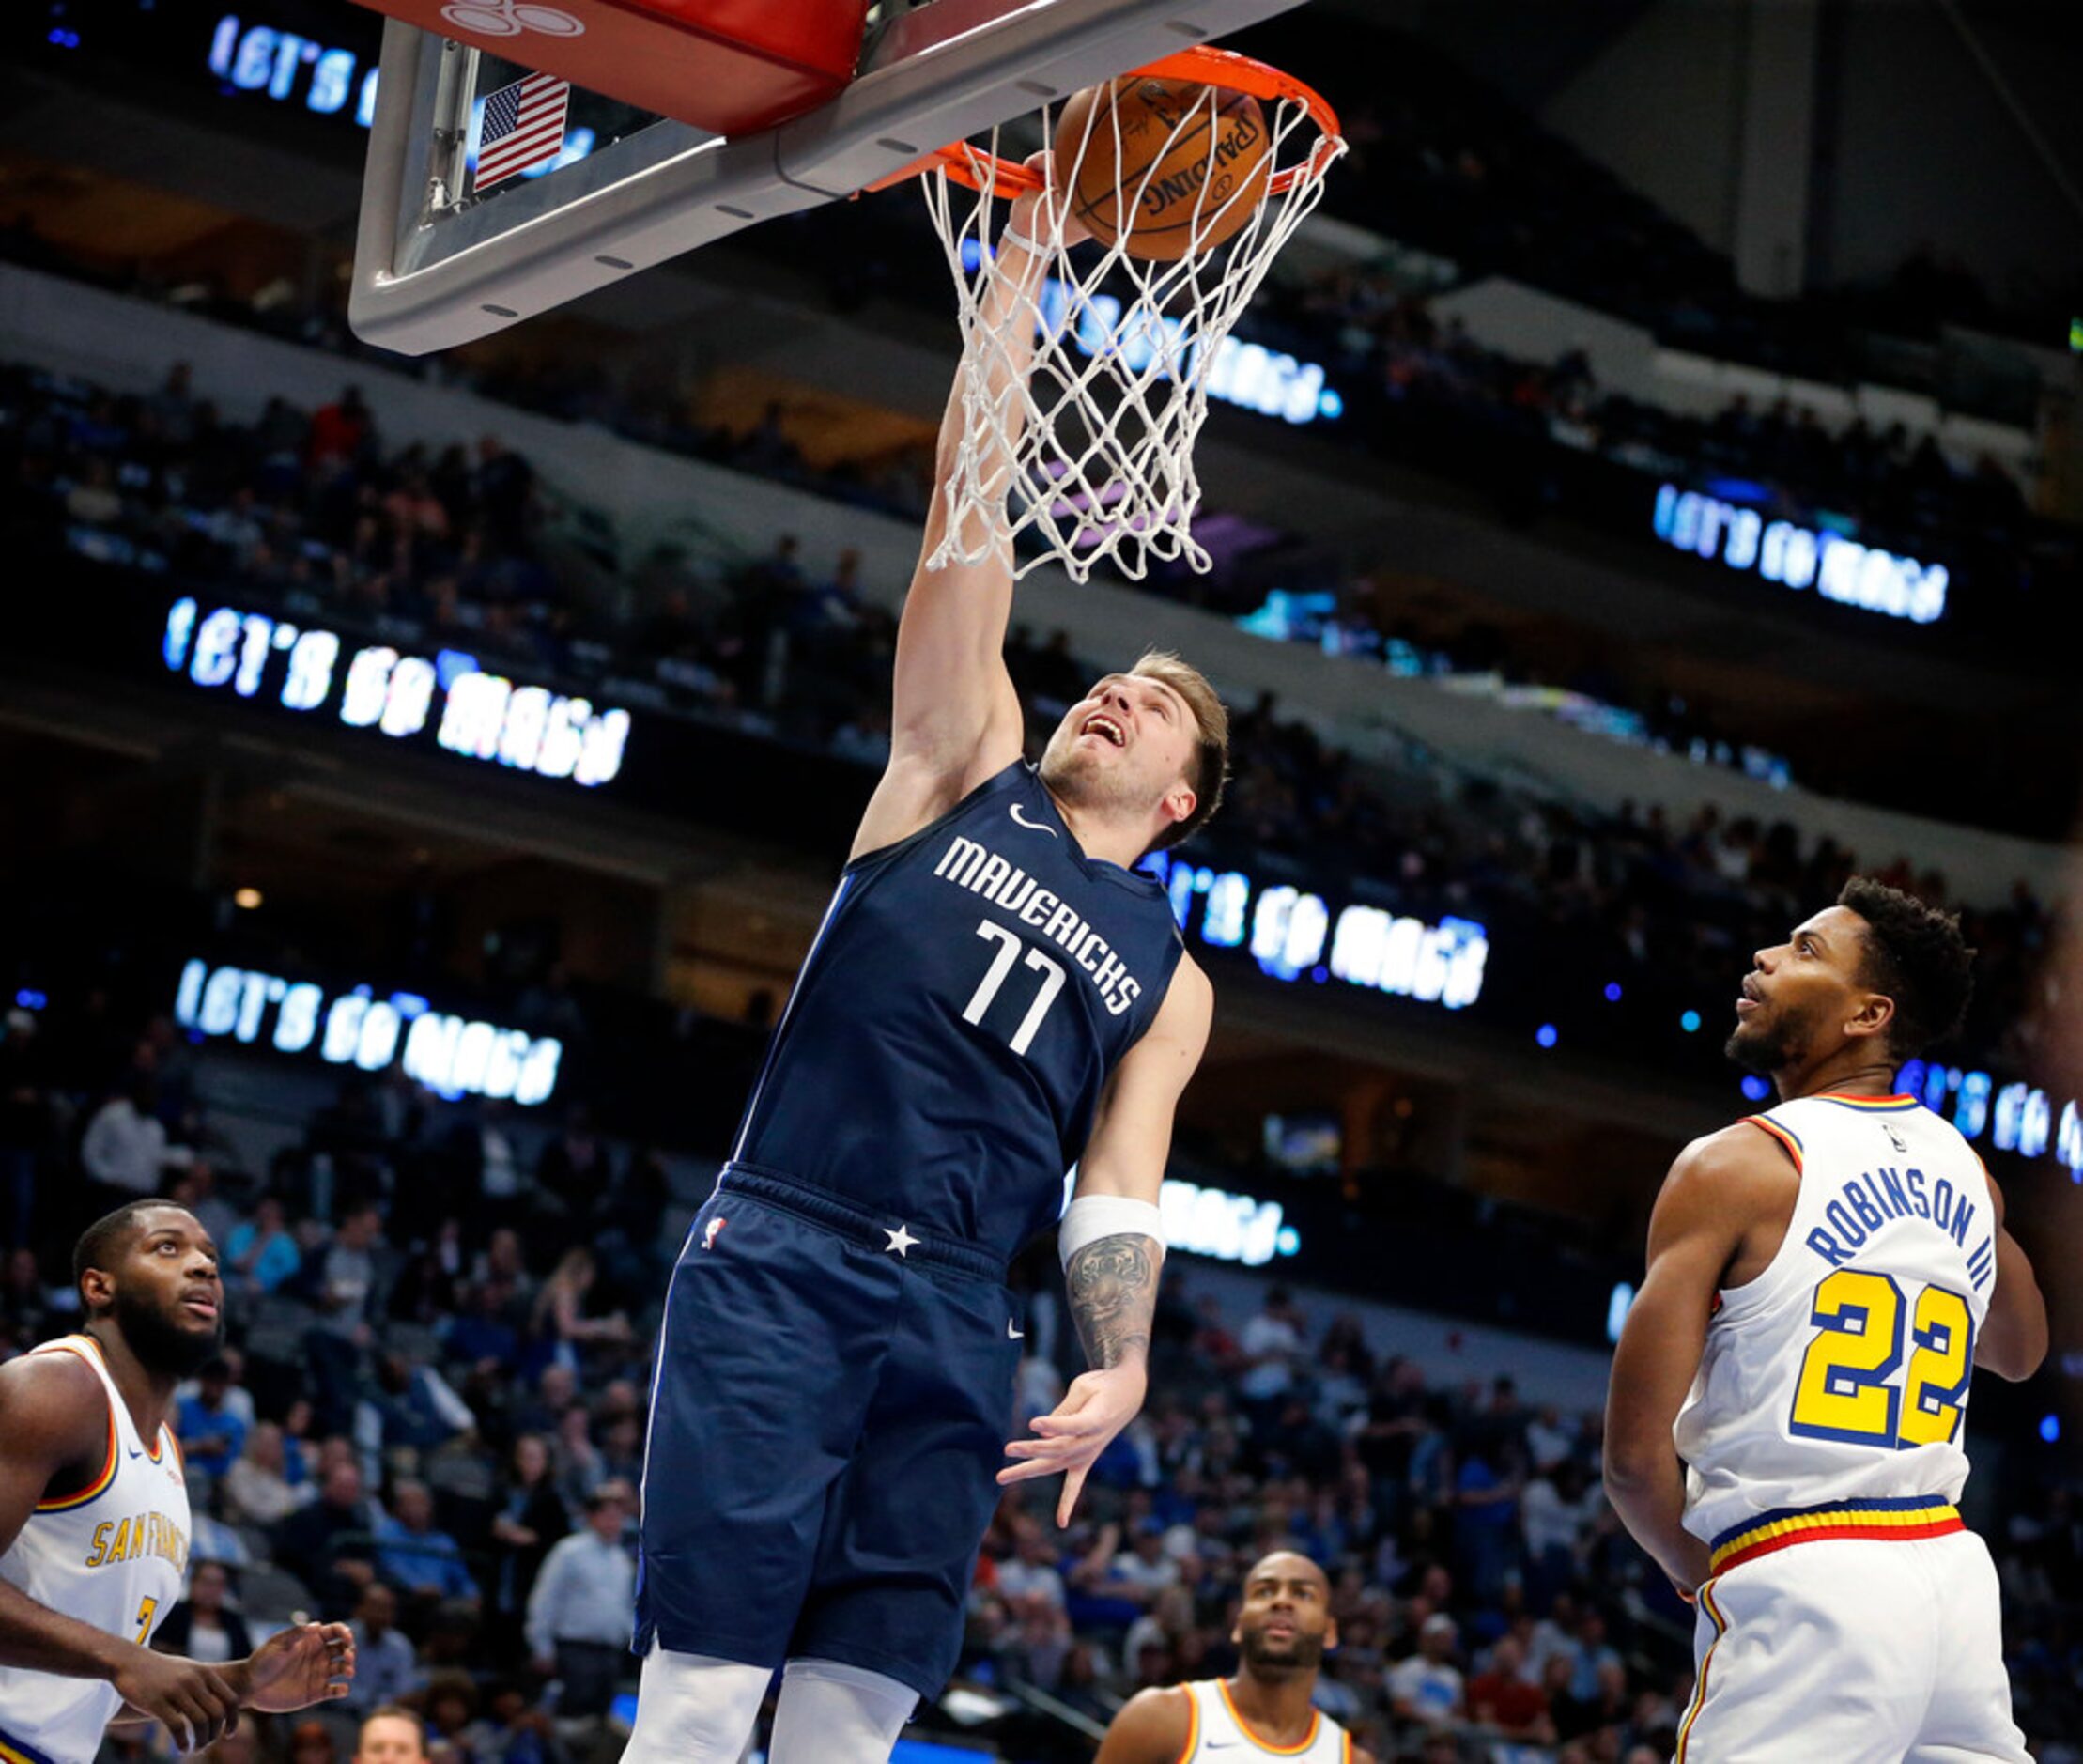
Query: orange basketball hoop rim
870 46 1342 197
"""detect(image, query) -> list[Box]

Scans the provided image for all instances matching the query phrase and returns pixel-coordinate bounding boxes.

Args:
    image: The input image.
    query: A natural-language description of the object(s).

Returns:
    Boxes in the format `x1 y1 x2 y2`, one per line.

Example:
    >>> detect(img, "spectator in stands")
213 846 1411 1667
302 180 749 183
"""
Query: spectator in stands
275 1456 384 1618
376 1478 480 1608
79 1073 188 1206
528 1247 633 1372
1238 1285 1308 1418
524 1481 636 1719
151 1557 254 1664
226 1194 301 1297
345 1583 424 1712
288 1718 340 1764
1467 1633 1554 1745
532 1103 606 1239
224 1420 306 1528
308 386 374 469
355 1706 430 1764
1389 1613 1465 1728
488 1433 569 1658
176 1355 250 1481
315 1201 387 1339
0 1246 60 1351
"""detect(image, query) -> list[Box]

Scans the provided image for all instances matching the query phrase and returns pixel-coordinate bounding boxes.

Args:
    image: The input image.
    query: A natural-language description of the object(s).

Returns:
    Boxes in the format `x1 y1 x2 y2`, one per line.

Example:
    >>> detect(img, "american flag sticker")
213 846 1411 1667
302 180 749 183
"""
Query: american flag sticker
473 71 570 191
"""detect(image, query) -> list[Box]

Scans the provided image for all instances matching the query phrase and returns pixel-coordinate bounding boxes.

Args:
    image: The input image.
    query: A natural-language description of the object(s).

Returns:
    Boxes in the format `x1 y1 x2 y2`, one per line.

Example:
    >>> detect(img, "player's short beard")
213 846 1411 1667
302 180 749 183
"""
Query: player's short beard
1238 1626 1325 1678
110 1282 222 1379
1039 736 1146 820
1725 999 1813 1077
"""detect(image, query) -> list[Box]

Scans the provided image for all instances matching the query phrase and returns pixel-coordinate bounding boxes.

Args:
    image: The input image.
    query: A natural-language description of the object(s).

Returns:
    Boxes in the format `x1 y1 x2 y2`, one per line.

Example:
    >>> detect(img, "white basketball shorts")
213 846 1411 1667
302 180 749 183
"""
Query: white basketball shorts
1675 1517 2029 1762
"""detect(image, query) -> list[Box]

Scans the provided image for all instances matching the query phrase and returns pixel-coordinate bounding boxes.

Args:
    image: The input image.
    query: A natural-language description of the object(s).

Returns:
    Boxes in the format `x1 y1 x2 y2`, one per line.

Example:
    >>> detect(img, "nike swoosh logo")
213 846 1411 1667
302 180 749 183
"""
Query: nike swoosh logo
1008 804 1057 837
127 1448 145 1461
1007 1320 1025 1339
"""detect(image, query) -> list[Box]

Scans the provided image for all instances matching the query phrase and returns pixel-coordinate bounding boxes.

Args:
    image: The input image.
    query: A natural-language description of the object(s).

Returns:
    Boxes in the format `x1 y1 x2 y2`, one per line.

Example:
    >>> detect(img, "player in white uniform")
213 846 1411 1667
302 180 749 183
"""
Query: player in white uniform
0 1200 357 1759
1606 879 2047 1763
1094 1551 1370 1764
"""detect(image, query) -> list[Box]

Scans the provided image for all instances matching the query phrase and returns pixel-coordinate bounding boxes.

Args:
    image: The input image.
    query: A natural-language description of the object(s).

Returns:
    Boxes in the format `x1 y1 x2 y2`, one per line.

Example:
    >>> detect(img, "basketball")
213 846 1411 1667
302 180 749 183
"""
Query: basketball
1054 77 1273 261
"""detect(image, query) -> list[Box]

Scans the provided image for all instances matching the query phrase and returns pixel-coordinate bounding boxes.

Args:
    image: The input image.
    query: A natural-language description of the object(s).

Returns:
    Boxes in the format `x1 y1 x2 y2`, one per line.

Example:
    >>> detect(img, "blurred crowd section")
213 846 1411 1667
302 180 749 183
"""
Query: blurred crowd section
4 354 2066 1094
2 992 2078 1762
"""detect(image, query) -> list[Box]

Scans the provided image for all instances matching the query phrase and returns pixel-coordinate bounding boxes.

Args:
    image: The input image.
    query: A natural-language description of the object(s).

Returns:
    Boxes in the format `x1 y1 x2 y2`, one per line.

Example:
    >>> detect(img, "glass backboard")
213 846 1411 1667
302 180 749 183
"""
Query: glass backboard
348 0 1306 354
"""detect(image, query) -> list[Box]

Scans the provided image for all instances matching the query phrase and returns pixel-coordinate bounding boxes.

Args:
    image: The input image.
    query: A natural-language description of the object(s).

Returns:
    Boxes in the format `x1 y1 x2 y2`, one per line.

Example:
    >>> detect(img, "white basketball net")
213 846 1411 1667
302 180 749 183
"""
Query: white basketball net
920 77 1343 582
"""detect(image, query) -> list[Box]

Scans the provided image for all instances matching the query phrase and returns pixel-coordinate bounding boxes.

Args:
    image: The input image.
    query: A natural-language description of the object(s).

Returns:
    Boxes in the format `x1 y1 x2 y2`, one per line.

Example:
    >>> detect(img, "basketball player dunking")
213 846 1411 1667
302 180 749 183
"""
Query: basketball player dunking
0 1200 356 1760
1606 880 2046 1761
1095 1552 1370 1764
623 158 1222 1764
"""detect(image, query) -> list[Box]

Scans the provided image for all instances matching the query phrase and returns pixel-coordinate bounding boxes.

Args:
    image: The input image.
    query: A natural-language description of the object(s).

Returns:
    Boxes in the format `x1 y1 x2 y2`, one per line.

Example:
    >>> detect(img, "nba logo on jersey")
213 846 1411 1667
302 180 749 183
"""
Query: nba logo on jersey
702 1217 726 1252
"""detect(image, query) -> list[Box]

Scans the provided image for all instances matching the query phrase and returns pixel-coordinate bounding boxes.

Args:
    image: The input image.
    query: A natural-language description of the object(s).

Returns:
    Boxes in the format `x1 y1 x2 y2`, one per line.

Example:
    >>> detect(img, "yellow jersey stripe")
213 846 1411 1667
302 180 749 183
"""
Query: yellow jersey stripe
1673 1578 1727 1762
1710 1499 1962 1573
28 1340 118 1512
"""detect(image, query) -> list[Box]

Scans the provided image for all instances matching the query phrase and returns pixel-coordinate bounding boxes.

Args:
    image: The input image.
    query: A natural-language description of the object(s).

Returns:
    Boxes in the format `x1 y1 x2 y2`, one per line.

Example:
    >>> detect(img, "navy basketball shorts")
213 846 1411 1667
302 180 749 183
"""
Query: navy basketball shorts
634 1165 1026 1699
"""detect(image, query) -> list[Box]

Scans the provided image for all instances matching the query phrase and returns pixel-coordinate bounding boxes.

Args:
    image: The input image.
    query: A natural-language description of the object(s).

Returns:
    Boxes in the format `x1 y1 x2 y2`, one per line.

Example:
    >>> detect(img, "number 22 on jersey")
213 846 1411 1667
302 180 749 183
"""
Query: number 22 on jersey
1789 1269 1974 1449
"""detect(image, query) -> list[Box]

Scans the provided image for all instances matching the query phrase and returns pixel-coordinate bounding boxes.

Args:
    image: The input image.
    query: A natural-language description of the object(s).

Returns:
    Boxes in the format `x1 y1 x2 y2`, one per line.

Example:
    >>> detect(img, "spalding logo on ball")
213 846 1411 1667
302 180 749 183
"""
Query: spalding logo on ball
1055 77 1273 262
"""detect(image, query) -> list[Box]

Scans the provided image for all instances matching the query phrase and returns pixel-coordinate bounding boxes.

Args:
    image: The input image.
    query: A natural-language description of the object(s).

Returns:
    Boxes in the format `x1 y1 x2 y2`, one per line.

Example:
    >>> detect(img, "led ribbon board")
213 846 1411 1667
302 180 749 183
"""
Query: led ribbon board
1898 1059 2083 1180
1653 483 1949 625
162 597 631 788
175 957 563 1105
1145 853 1489 1010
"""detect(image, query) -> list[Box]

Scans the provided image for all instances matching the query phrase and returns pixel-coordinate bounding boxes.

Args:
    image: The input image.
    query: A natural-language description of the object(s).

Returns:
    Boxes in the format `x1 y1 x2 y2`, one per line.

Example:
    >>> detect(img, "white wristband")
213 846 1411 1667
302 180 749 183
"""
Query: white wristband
998 225 1046 258
1059 1193 1165 1268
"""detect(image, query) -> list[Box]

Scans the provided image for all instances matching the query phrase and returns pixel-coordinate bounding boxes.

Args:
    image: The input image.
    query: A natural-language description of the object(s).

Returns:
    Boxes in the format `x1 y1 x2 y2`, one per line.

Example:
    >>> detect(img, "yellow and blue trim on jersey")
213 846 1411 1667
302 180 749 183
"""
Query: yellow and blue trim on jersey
1811 1091 1923 1113
0 1725 65 1764
1673 1577 1728 1763
1709 1493 1963 1575
27 1338 119 1511
1211 1681 1325 1756
1741 1114 1804 1172
1171 1685 1200 1764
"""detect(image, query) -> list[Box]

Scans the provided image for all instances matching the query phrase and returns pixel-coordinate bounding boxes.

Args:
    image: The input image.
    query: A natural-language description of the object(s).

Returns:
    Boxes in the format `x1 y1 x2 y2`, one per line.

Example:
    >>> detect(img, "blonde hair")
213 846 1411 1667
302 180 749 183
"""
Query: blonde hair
1131 649 1228 849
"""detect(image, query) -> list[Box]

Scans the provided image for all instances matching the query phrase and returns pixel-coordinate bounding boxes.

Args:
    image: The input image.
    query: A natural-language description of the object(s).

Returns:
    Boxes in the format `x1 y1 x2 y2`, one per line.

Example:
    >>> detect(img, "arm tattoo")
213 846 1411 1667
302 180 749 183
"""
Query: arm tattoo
1066 1232 1157 1370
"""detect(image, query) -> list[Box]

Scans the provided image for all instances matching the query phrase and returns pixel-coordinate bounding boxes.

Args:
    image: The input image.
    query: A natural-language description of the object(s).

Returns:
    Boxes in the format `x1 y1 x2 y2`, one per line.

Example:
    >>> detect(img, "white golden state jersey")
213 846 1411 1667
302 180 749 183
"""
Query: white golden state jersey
0 1335 191 1764
1179 1679 1350 1762
1675 1091 1996 1568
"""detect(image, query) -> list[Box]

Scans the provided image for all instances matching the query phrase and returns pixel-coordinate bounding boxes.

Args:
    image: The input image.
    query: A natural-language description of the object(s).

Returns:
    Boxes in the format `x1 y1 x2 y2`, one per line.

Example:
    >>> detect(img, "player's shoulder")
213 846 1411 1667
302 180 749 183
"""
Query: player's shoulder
0 1339 115 1460
1099 1681 1196 1758
1165 950 1212 1010
1657 1120 1800 1216
1674 1118 1795 1175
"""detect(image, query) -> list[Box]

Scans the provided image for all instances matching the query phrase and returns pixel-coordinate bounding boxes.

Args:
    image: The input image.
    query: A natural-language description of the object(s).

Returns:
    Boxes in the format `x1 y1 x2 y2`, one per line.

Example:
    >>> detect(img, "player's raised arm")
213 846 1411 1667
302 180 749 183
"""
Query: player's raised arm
998 958 1212 1525
851 159 1090 860
1605 1128 1782 1594
1974 1168 2047 1381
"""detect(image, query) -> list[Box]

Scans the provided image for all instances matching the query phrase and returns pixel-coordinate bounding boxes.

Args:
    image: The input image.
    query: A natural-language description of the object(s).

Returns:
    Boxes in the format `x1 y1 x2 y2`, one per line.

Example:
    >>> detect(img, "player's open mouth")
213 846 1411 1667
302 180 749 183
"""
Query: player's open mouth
1080 713 1126 748
1735 998 1759 1014
183 1294 219 1319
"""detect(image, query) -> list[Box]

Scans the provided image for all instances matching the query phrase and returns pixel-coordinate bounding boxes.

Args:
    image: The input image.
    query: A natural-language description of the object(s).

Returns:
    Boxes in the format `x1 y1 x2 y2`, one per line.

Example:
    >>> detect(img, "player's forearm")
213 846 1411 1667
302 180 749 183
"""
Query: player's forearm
1977 1232 2047 1380
1065 1232 1159 1372
0 1579 137 1681
1603 1449 1710 1590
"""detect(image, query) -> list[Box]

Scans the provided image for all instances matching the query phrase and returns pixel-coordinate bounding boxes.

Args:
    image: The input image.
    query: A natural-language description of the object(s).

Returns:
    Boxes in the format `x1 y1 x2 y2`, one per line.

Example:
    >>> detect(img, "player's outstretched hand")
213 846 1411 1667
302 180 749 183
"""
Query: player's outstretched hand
231 1618 357 1711
113 1648 243 1753
998 1363 1147 1526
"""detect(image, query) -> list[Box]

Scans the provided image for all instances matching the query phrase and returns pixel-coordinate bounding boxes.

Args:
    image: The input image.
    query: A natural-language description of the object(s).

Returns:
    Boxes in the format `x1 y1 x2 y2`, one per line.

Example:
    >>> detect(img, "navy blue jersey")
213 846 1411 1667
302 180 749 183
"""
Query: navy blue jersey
727 760 1184 1262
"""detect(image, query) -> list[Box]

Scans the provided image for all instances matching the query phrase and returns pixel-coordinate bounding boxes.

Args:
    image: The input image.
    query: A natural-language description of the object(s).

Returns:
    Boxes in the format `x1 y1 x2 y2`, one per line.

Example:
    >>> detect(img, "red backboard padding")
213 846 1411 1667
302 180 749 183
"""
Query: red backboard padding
349 0 868 137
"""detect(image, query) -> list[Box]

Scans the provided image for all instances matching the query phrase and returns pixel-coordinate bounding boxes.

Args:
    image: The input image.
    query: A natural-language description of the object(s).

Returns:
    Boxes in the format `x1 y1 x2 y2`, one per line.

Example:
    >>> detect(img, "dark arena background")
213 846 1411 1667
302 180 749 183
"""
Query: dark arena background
3 0 2081 1759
